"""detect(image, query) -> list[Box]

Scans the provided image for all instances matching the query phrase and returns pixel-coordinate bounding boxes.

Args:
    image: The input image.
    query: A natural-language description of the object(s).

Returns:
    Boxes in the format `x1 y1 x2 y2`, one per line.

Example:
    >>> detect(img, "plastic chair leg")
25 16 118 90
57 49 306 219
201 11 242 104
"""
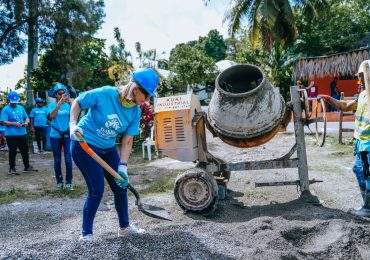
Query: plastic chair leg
142 143 145 159
147 145 152 160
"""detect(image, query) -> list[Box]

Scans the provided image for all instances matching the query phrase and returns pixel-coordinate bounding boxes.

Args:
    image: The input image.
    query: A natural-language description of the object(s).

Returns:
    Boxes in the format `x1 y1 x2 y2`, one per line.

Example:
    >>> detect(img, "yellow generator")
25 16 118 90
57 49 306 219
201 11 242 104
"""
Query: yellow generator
154 93 201 162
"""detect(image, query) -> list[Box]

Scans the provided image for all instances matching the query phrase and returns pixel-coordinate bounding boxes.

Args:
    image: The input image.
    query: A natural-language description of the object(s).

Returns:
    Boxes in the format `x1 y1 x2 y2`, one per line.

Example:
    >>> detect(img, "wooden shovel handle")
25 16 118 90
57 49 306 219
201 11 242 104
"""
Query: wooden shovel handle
76 132 123 181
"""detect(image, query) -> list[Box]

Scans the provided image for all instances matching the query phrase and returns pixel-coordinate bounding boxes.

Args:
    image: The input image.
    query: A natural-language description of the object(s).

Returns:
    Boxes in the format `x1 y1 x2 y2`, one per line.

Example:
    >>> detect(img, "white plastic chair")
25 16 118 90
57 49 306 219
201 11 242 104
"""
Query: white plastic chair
142 126 155 160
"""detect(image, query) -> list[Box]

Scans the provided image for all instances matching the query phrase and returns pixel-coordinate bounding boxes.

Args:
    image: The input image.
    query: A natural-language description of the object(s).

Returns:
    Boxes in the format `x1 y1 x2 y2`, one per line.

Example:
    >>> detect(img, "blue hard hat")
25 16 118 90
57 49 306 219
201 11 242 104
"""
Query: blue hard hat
8 91 20 103
52 83 67 95
35 97 44 103
132 68 159 97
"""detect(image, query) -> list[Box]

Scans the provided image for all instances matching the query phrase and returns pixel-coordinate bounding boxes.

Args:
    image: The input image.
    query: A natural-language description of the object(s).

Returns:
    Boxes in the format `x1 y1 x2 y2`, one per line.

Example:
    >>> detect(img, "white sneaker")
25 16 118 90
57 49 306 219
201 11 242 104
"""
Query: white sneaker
118 225 145 237
79 234 94 241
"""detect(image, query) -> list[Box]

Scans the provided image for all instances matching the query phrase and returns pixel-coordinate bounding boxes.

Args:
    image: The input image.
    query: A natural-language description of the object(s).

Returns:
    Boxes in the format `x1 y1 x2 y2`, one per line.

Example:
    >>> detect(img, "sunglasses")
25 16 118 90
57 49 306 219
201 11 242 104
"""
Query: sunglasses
56 91 66 96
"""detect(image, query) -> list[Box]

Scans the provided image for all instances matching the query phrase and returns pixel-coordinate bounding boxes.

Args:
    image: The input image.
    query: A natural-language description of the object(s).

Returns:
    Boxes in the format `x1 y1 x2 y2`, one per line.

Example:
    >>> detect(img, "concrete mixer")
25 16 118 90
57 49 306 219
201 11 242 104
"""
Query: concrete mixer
154 64 326 214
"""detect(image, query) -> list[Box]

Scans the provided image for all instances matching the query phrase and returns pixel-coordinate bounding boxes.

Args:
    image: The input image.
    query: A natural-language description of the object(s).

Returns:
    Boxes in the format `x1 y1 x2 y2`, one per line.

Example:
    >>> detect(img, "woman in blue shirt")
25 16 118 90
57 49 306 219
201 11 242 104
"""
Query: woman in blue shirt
47 83 73 190
0 91 37 174
30 97 48 154
69 68 159 241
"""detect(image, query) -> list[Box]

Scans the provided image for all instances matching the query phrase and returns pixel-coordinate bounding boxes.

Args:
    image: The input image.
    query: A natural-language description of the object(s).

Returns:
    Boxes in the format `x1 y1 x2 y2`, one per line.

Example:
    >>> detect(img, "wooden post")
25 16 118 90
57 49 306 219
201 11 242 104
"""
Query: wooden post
290 86 320 203
364 63 370 118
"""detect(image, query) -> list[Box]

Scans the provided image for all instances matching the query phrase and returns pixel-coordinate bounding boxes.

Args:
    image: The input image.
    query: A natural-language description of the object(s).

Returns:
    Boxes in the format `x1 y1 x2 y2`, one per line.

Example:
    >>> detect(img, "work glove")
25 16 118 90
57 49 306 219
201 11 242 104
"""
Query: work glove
317 95 331 102
70 121 84 142
115 164 129 188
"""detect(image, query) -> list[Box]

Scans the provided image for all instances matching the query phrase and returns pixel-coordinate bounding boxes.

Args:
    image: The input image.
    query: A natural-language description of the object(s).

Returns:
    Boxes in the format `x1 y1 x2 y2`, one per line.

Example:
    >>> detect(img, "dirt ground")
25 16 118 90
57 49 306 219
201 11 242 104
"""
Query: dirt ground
1 130 370 259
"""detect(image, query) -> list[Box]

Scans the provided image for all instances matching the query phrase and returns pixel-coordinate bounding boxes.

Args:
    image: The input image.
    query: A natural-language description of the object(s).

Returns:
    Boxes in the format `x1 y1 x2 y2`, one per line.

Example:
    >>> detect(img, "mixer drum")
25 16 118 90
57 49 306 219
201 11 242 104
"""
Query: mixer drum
207 64 286 148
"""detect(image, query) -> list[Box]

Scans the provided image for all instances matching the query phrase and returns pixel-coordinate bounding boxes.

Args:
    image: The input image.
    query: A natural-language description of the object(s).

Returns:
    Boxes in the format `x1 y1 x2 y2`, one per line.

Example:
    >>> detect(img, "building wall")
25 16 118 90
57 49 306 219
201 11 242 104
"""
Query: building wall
311 76 358 97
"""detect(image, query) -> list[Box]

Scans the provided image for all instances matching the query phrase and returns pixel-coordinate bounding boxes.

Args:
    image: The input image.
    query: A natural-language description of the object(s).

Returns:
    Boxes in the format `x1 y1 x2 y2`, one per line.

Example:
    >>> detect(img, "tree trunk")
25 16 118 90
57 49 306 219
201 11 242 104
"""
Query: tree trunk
26 0 38 106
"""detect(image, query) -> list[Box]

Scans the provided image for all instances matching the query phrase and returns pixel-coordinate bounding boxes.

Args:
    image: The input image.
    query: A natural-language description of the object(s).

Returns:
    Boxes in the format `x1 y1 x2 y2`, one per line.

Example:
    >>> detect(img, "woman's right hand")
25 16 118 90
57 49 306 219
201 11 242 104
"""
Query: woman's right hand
58 96 67 106
70 122 84 142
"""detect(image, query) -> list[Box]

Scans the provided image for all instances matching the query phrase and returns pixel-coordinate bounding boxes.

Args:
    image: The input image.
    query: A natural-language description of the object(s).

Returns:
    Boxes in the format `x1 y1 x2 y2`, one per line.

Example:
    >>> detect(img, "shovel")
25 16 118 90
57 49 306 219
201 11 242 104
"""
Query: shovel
76 133 172 221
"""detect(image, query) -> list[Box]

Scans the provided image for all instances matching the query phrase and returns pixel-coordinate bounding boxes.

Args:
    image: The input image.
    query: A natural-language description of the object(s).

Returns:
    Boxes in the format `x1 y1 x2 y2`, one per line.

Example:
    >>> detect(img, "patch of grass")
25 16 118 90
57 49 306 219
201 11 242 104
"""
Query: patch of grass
0 187 28 204
140 176 177 195
245 189 268 200
40 184 87 198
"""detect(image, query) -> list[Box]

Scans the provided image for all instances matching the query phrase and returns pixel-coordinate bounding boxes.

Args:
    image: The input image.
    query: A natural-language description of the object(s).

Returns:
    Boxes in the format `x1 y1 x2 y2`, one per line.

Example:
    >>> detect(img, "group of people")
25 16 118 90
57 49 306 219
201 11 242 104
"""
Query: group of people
0 84 74 190
0 67 160 241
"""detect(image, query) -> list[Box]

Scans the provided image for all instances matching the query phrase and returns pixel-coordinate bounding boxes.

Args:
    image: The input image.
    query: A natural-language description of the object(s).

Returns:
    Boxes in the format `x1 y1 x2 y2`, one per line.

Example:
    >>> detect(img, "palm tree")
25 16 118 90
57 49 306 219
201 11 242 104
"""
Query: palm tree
204 0 328 50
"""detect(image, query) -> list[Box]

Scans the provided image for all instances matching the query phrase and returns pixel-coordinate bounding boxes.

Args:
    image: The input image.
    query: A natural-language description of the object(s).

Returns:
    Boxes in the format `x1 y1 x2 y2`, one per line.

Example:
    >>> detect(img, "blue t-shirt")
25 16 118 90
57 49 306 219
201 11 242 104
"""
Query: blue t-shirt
77 86 141 149
47 102 71 138
30 106 48 127
0 104 28 136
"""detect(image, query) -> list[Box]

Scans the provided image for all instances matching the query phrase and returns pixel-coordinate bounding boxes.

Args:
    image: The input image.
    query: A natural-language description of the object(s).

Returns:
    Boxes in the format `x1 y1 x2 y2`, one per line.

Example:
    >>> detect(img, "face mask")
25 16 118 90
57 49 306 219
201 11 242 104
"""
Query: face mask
120 96 136 108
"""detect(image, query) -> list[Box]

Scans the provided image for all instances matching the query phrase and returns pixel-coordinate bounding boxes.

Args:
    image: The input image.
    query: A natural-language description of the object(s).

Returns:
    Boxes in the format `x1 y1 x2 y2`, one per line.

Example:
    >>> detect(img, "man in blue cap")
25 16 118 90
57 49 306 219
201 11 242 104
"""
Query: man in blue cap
30 97 48 154
0 91 38 174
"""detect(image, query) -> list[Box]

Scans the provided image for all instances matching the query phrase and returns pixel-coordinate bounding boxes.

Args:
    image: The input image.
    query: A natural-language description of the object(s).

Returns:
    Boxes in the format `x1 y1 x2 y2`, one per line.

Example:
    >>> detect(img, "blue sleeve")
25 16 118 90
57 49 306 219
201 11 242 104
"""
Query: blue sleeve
0 108 8 122
78 87 107 109
47 103 55 114
125 108 141 136
29 108 35 118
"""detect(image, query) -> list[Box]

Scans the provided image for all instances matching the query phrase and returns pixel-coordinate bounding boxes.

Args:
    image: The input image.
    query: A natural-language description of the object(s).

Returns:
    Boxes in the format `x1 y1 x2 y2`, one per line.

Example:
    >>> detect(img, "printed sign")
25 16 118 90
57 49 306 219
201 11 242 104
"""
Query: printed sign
155 94 192 112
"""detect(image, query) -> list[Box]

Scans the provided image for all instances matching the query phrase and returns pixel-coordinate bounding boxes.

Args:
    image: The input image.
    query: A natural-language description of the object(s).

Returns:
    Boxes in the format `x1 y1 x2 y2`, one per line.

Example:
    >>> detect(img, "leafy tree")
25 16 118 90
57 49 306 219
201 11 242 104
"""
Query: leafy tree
50 0 105 82
108 27 133 85
203 0 328 50
21 37 113 92
72 38 114 89
186 29 227 62
168 43 217 91
157 59 169 70
0 0 105 104
198 29 227 61
295 0 370 55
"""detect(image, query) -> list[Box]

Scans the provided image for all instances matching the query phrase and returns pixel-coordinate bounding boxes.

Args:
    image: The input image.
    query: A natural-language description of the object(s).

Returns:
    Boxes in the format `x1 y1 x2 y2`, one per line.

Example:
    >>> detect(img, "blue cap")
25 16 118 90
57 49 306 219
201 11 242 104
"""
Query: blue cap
35 97 44 103
52 83 67 95
132 68 159 97
8 91 20 103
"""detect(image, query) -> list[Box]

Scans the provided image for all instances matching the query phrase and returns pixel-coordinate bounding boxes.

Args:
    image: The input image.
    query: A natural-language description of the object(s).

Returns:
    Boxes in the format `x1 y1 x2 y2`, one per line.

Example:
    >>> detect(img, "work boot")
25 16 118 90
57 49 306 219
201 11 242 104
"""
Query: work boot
118 225 145 237
351 190 370 218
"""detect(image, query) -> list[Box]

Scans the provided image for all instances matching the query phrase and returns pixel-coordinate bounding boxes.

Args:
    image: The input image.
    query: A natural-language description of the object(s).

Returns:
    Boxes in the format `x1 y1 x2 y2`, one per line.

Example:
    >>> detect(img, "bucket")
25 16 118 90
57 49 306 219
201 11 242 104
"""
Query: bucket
207 64 286 148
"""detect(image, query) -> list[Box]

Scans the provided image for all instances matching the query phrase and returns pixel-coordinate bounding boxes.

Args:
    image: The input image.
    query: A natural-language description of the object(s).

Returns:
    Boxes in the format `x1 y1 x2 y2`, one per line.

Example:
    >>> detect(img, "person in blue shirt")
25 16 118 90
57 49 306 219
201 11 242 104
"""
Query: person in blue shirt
0 91 38 174
69 68 159 241
30 97 48 154
47 83 73 190
329 77 340 112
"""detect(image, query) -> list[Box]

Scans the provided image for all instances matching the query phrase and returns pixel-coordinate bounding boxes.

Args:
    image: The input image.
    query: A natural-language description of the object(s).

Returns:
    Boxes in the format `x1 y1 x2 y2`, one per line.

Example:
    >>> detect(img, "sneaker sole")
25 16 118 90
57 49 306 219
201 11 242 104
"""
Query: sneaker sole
8 173 20 175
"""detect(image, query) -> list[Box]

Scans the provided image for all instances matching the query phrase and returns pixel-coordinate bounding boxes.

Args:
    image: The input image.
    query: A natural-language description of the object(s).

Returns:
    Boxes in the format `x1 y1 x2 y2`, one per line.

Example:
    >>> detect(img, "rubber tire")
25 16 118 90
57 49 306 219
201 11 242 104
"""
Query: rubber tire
174 168 218 215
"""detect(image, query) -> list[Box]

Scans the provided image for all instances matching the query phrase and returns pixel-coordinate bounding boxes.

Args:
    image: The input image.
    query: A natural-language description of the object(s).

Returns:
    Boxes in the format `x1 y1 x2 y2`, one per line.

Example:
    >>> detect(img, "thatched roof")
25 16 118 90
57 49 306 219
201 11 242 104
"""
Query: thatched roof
294 48 370 80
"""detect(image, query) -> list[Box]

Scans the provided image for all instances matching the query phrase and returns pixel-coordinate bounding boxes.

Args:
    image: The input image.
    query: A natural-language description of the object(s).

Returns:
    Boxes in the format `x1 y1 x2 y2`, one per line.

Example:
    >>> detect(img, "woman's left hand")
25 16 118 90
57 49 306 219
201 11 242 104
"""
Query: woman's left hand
115 165 129 188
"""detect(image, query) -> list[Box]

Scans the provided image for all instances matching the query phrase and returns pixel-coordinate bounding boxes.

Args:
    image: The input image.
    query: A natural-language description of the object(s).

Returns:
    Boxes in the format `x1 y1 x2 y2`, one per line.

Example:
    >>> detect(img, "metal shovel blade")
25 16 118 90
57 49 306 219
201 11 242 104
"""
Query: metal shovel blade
138 202 172 221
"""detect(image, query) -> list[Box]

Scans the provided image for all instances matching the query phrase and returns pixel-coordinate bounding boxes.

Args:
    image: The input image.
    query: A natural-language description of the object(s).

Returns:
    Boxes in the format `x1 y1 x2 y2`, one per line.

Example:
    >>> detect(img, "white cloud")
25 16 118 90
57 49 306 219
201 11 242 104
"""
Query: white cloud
0 0 229 91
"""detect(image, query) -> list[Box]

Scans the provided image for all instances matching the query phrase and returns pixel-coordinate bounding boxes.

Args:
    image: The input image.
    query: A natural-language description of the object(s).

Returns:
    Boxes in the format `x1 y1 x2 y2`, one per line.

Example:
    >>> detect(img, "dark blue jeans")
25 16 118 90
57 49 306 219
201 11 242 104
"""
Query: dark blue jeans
353 153 366 191
50 137 73 184
34 126 47 151
71 141 129 236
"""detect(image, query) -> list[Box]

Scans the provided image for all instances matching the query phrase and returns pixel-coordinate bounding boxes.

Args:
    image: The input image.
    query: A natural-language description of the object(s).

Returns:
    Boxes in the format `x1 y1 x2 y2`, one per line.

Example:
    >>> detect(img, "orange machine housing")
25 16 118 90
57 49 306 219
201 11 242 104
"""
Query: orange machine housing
154 94 201 162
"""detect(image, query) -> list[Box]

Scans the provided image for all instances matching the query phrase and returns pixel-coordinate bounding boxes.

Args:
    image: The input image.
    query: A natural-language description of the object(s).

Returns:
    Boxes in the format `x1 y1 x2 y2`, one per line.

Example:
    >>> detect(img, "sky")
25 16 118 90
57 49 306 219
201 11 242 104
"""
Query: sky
0 0 230 92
